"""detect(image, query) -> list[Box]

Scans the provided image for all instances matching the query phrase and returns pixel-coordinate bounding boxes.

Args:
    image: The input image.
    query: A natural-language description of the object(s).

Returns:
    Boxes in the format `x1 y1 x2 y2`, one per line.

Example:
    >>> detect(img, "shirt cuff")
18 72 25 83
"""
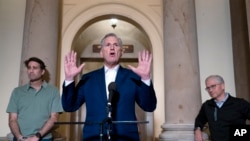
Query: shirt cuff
141 79 151 86
64 80 74 86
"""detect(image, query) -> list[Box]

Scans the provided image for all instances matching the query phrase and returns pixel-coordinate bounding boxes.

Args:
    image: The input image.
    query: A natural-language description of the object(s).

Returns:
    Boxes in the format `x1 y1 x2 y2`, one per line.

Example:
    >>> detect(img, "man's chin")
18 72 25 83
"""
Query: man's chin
209 94 216 99
30 78 42 82
106 60 119 65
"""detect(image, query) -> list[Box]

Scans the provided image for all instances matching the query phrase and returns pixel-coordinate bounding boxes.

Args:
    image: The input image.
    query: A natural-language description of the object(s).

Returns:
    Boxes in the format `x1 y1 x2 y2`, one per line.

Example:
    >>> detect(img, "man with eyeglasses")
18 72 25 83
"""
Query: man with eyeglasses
194 75 250 141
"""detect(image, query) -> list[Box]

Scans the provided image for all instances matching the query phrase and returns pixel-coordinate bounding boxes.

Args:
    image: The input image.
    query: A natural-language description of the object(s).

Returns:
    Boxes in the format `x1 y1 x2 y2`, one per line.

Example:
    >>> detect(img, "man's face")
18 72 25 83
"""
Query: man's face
205 78 225 99
100 36 123 68
27 61 44 82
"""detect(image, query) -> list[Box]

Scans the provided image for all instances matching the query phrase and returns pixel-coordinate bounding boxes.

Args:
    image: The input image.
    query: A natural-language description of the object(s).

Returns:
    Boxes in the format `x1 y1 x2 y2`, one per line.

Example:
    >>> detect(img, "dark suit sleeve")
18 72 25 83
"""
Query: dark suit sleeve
61 81 85 112
135 80 157 112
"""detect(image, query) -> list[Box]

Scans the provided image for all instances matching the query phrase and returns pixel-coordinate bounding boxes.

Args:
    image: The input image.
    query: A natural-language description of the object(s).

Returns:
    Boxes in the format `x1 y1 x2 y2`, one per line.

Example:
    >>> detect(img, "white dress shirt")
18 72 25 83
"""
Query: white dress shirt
104 65 119 98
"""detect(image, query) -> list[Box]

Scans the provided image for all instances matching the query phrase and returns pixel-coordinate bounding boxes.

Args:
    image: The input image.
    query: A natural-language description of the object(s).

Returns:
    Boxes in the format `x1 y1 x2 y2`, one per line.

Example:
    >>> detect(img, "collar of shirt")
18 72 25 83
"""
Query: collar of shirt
214 92 229 108
27 81 47 91
104 65 119 84
104 65 119 73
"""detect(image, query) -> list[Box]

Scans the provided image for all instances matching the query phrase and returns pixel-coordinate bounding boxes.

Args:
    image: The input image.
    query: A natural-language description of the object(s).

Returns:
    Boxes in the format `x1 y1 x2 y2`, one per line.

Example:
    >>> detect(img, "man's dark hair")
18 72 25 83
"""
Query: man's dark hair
24 57 46 70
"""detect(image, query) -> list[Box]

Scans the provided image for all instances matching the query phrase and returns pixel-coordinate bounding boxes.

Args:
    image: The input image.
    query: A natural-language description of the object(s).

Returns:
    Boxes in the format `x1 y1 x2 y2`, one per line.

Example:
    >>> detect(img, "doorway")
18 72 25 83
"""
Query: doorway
60 3 165 138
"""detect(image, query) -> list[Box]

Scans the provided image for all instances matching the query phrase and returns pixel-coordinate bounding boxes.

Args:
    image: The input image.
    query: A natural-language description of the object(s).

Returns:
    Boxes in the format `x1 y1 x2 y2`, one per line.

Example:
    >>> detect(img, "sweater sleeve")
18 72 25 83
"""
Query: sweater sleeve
194 103 208 130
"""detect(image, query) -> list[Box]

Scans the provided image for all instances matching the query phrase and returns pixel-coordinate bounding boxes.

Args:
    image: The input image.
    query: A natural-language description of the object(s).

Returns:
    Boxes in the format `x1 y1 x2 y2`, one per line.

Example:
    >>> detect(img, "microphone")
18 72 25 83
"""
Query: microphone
108 82 116 105
107 82 116 118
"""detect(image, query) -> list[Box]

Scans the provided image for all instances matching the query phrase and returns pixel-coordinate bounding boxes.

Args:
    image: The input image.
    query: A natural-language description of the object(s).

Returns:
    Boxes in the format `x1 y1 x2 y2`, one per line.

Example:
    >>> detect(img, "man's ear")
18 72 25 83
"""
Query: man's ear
42 69 45 75
120 48 124 57
100 49 103 57
221 83 225 90
122 48 125 54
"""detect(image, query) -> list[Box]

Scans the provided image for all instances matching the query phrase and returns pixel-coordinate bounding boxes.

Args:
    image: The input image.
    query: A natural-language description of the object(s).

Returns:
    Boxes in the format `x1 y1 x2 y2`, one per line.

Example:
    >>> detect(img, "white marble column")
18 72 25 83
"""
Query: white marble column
159 0 202 140
19 0 59 85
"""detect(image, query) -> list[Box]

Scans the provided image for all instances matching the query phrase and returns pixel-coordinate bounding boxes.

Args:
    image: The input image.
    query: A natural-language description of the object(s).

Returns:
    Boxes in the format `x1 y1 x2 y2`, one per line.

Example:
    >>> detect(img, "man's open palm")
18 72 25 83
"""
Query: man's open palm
128 50 152 80
64 51 85 81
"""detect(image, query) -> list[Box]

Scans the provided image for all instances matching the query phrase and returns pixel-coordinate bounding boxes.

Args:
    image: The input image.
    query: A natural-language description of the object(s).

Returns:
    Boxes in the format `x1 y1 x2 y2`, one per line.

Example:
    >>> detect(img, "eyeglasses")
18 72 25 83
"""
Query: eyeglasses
205 84 220 91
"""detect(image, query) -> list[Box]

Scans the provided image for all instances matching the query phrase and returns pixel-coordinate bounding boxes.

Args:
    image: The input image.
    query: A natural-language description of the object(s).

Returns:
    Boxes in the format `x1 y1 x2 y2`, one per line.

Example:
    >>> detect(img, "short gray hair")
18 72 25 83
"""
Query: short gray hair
100 33 123 47
205 75 224 84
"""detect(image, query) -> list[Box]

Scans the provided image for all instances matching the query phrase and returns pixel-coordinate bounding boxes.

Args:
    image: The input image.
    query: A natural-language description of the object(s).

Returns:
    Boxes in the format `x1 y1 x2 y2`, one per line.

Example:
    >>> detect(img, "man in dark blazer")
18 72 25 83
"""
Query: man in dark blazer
62 33 157 141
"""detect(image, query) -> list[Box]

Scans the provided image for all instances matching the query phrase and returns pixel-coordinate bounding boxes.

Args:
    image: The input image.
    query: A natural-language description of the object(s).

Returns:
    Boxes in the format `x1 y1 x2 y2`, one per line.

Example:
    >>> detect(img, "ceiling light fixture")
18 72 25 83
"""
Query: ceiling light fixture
111 18 118 29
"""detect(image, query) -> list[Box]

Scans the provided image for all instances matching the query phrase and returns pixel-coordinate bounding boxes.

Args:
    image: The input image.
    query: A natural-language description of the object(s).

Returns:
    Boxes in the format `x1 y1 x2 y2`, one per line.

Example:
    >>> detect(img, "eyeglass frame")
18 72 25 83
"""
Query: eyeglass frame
205 83 221 91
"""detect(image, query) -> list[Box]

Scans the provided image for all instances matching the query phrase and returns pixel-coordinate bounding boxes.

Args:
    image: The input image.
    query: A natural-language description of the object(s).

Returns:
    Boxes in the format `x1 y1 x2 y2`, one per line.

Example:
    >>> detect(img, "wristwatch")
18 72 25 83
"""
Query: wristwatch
35 132 42 139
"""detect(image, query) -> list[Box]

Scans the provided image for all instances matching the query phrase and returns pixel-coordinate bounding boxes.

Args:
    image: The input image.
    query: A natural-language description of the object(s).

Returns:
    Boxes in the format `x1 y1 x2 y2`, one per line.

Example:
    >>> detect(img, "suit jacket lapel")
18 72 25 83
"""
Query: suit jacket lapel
115 66 127 88
96 67 108 101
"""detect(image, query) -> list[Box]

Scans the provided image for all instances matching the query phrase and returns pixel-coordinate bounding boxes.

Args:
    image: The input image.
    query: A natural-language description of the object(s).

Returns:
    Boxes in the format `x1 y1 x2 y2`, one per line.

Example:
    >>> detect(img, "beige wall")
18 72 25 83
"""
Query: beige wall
0 0 26 136
195 0 236 101
0 0 236 138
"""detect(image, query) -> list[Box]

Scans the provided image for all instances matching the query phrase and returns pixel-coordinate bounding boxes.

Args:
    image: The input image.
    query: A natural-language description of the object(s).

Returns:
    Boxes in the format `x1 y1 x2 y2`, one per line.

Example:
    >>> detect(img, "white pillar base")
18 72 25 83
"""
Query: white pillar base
159 124 208 141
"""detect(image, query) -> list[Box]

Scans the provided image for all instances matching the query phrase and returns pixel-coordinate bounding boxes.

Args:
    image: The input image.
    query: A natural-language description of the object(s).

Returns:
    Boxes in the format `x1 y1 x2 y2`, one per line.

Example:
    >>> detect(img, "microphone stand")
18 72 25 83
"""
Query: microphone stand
106 102 112 141
99 122 103 141
100 102 112 141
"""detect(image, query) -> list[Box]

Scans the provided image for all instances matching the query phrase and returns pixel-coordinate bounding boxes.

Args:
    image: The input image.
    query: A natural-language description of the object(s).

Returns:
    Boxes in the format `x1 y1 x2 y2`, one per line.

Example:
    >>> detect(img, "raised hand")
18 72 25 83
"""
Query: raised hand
64 50 85 81
128 50 152 80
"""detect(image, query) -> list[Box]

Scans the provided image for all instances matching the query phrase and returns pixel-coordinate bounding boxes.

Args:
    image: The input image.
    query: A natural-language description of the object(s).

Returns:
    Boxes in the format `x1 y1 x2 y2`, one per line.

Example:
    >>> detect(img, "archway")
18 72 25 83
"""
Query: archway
60 3 164 140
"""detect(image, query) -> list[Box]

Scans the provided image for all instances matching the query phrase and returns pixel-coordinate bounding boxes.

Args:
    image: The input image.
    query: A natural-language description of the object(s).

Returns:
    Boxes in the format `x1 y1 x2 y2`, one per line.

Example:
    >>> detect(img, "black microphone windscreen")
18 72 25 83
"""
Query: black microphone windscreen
108 82 116 91
108 82 116 103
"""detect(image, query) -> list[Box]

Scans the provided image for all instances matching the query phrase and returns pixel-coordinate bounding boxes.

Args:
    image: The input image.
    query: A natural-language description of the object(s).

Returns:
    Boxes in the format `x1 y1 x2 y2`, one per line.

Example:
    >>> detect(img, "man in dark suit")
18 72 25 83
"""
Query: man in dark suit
62 33 157 141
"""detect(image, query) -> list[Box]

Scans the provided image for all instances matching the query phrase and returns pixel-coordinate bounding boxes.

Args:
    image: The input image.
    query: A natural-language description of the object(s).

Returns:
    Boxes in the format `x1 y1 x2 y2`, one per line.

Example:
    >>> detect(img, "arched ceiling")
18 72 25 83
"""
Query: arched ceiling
72 16 151 58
